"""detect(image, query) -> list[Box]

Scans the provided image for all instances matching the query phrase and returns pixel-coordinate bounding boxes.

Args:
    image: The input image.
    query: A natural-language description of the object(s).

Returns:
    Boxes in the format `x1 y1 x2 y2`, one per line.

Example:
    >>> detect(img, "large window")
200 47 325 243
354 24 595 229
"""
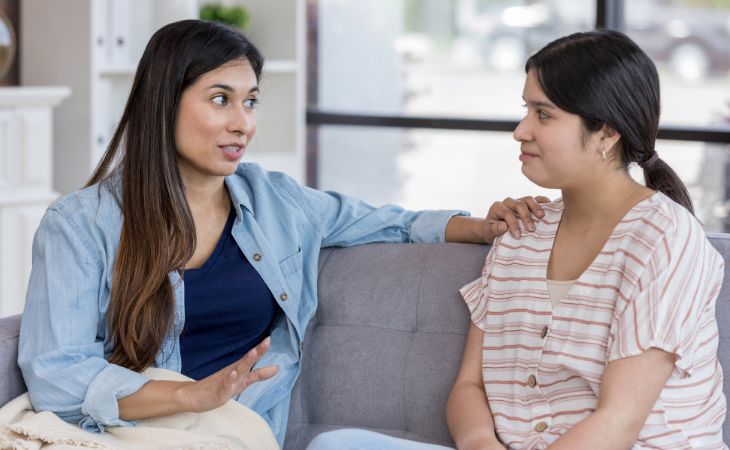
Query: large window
307 0 730 229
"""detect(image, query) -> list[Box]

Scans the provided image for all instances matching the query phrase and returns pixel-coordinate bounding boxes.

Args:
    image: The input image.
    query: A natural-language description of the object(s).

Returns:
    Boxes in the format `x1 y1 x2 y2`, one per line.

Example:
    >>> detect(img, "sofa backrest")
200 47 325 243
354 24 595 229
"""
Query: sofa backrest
285 236 730 449
0 314 23 406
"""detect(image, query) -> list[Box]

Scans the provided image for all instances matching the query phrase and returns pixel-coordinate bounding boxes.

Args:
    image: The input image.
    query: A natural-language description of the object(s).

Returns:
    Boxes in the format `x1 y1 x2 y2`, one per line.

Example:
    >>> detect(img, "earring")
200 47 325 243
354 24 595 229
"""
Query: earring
602 149 607 161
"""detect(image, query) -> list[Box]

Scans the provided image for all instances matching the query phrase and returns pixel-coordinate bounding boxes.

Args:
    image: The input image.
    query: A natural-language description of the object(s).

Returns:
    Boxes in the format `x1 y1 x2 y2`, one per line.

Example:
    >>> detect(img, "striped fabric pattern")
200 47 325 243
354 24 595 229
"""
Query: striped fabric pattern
460 192 727 449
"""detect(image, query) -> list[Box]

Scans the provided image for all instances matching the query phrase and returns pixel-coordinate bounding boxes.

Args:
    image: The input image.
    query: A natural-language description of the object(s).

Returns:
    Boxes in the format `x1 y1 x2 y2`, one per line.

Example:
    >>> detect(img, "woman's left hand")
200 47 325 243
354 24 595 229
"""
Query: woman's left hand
483 195 550 241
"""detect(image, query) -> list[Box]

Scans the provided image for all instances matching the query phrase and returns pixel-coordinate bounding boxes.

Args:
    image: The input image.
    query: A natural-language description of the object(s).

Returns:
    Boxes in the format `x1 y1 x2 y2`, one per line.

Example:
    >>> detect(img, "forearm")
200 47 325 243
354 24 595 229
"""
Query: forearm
118 380 192 420
445 216 486 243
547 409 638 450
447 382 501 449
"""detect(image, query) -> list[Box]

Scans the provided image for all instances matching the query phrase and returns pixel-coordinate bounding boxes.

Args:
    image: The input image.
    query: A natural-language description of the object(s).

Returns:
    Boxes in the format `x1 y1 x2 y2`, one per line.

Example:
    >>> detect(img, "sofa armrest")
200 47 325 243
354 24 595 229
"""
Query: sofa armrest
0 314 26 407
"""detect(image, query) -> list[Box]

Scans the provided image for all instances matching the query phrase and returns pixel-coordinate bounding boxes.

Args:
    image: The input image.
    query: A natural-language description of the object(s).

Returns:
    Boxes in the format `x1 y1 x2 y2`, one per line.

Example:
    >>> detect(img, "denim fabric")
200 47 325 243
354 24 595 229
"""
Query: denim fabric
306 429 455 450
18 163 467 445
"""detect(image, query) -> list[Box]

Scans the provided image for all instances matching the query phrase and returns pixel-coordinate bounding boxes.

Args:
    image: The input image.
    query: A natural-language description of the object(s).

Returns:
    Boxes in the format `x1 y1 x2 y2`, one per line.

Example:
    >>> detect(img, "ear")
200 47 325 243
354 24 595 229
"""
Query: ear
599 124 621 151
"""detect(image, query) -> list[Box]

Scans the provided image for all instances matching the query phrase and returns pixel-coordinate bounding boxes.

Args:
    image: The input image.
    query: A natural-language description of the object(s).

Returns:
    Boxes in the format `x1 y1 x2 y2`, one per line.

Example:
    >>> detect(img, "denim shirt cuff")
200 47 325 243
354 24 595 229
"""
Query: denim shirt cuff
410 210 470 243
80 364 150 431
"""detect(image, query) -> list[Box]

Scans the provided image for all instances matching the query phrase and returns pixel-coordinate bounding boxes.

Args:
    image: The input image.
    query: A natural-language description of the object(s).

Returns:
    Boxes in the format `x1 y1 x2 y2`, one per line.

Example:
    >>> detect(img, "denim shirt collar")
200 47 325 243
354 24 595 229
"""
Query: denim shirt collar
225 174 255 217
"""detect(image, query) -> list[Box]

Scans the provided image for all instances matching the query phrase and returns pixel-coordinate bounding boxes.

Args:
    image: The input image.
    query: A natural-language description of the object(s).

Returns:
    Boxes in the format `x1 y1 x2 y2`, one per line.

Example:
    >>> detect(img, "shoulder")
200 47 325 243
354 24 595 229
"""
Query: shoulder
496 198 563 252
39 181 122 253
633 193 722 276
51 180 118 213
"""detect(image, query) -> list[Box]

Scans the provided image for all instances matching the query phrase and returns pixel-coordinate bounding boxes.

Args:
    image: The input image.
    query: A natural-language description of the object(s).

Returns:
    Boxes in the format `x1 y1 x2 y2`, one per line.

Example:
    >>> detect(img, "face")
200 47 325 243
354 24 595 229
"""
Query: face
174 58 259 184
513 70 603 190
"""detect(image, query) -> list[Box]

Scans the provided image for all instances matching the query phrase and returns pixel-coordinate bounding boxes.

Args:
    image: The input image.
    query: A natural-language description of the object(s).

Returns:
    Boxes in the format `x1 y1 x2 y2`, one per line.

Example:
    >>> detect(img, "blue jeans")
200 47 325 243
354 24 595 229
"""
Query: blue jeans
306 429 455 450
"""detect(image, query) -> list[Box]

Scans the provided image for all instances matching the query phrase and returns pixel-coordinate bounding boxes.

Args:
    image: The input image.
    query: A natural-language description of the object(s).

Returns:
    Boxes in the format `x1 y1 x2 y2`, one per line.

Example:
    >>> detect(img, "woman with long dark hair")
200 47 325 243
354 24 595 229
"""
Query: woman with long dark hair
17 19 543 446
309 30 726 450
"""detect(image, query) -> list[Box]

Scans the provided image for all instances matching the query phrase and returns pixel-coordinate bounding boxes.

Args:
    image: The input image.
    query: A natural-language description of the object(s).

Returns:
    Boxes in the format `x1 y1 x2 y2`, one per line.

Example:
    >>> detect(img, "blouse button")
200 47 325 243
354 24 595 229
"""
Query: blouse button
534 422 548 432
279 292 288 301
527 374 537 388
541 326 549 339
252 253 262 262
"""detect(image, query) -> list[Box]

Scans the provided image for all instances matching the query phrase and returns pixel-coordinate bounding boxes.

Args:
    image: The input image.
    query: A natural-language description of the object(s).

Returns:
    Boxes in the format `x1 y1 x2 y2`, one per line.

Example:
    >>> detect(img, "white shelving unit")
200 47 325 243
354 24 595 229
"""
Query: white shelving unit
21 0 306 193
21 0 157 194
0 87 69 317
233 0 306 182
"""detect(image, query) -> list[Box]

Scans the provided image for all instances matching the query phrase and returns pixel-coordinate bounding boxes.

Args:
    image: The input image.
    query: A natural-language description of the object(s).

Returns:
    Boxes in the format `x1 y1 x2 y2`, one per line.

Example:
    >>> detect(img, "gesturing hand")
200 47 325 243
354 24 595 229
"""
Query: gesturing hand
482 195 550 242
180 337 279 413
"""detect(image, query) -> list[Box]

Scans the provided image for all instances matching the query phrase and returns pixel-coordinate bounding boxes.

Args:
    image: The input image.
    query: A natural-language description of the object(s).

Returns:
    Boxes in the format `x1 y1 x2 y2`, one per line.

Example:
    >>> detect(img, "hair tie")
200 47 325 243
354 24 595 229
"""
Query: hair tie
642 153 660 168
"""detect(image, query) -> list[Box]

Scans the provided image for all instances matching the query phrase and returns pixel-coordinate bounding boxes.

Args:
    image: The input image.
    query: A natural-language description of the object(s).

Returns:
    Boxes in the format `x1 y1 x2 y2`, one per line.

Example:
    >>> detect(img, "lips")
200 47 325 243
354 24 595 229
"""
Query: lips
519 151 539 162
219 143 245 161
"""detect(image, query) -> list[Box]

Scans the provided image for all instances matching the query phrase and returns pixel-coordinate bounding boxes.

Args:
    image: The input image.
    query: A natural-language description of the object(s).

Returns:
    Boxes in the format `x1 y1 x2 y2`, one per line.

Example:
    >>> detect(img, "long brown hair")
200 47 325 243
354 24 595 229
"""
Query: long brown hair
86 20 264 371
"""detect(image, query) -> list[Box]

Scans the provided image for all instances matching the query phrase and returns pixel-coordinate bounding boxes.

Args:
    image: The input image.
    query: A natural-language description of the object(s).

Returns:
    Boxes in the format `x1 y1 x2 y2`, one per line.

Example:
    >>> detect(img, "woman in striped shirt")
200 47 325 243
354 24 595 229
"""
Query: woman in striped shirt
306 30 726 450
449 30 726 449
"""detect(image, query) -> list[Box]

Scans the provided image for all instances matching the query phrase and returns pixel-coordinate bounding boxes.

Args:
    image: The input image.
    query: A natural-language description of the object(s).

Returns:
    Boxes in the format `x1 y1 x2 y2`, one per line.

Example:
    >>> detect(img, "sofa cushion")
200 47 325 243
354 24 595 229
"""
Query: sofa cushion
709 233 730 427
284 243 489 449
0 314 24 407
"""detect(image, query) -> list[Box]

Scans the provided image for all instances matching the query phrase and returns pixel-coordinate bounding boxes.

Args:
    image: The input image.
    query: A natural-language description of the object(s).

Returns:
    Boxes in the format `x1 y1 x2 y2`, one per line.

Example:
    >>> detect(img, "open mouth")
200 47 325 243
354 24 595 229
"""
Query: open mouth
220 144 245 161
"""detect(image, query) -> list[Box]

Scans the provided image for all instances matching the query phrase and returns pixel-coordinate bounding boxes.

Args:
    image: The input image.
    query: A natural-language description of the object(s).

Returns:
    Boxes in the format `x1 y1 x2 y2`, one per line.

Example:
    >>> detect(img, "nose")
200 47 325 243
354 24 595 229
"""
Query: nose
229 106 254 136
513 116 531 142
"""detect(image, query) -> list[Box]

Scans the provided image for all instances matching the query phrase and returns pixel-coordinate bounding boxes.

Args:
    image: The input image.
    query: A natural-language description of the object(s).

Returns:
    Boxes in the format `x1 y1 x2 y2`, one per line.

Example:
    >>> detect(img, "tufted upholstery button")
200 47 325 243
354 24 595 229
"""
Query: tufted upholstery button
252 253 262 262
280 292 288 301
534 422 548 432
527 374 537 388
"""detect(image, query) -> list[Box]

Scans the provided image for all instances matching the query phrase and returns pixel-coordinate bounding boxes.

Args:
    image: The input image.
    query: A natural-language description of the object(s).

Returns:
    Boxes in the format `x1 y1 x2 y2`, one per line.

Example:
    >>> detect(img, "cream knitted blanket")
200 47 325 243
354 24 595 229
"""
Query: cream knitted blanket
0 368 279 450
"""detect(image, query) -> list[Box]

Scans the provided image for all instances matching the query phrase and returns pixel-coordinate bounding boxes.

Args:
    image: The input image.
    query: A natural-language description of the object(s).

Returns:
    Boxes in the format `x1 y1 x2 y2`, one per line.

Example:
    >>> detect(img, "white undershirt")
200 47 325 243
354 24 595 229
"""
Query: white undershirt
546 279 577 307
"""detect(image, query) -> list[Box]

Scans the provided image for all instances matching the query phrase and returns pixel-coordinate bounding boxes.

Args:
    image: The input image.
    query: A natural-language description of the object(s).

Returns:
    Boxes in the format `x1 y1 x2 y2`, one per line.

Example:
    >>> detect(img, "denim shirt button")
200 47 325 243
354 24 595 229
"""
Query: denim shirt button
252 253 262 262
279 292 288 301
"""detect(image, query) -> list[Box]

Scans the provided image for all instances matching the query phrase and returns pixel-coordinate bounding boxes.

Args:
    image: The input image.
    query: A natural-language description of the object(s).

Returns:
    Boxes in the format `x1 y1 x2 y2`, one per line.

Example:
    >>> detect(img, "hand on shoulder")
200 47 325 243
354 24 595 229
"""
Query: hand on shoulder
483 195 550 241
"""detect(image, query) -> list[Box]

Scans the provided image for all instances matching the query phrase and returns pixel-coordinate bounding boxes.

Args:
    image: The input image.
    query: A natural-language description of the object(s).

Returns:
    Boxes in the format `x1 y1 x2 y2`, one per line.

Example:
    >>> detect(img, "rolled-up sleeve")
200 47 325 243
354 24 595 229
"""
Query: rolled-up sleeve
275 174 468 246
19 208 150 432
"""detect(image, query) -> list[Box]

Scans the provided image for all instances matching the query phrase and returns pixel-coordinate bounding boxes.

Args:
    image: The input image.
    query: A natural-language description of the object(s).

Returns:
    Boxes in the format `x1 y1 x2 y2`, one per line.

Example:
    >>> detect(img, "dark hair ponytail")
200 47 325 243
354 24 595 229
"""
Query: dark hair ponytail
642 154 694 214
526 29 694 214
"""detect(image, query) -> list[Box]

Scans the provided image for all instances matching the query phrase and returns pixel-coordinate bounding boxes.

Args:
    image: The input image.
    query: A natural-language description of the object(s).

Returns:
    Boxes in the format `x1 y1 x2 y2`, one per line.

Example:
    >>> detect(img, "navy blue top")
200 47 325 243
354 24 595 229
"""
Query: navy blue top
180 207 278 380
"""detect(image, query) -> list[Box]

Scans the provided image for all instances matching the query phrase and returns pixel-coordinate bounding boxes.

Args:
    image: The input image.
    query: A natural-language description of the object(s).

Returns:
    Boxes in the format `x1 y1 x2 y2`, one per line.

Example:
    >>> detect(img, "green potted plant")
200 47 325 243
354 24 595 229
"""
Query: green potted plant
199 3 250 31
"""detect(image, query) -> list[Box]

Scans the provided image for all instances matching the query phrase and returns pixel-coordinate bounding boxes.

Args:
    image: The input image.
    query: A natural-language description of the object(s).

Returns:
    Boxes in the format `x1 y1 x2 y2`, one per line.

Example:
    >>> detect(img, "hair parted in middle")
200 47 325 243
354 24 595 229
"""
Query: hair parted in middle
87 19 264 371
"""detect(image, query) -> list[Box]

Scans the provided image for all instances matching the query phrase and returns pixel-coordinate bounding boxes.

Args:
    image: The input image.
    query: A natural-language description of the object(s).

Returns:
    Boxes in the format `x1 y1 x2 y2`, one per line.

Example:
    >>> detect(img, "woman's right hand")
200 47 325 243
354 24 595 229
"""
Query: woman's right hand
178 337 279 413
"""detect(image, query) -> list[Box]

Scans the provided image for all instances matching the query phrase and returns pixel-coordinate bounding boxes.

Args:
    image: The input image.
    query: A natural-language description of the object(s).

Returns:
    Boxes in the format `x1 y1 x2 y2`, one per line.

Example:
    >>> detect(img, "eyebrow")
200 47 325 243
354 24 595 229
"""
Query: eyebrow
522 97 557 109
207 83 260 94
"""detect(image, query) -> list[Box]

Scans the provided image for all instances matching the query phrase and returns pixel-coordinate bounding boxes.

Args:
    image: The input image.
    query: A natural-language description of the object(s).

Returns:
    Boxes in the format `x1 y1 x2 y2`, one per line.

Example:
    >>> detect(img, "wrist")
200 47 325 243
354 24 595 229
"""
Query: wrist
173 381 195 413
445 216 487 243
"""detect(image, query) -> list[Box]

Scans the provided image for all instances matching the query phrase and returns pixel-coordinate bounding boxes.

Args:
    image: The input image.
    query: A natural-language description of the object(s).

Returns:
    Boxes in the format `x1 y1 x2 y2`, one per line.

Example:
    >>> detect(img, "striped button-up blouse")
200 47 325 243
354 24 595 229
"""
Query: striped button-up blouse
461 192 727 449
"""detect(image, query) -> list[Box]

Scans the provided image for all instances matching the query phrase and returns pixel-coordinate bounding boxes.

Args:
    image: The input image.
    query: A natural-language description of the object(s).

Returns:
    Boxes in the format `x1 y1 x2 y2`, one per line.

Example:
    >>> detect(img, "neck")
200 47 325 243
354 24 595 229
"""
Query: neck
181 172 230 216
560 169 646 226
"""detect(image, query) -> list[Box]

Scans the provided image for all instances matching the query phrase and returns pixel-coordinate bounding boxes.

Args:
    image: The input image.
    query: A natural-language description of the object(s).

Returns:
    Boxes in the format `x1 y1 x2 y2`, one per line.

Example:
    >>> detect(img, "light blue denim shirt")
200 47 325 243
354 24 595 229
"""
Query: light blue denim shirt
18 163 467 445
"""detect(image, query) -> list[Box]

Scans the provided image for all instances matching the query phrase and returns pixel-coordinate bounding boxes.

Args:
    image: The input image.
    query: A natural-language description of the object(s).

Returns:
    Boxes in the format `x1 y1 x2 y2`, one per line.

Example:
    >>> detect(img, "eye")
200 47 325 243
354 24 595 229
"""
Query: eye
211 94 228 106
537 109 550 120
243 97 259 109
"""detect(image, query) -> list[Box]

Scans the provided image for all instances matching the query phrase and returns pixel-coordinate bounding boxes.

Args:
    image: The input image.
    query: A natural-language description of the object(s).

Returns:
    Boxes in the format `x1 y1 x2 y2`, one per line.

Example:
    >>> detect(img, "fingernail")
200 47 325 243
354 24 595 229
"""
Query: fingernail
528 224 535 231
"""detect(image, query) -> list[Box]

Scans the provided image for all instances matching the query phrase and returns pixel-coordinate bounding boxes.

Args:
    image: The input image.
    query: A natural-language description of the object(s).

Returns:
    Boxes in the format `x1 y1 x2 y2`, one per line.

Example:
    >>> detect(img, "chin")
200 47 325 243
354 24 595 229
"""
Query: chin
215 161 242 176
521 166 558 190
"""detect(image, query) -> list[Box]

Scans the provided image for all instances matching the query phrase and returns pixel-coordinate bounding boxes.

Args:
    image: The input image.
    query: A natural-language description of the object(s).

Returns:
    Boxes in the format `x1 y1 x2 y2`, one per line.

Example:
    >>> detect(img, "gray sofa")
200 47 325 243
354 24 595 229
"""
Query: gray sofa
2 240 730 449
